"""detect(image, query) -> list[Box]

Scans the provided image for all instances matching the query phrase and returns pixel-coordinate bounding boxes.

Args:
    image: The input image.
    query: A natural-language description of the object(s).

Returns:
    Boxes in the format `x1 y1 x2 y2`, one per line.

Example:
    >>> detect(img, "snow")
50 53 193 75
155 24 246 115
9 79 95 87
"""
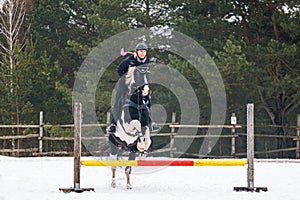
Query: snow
1 156 300 200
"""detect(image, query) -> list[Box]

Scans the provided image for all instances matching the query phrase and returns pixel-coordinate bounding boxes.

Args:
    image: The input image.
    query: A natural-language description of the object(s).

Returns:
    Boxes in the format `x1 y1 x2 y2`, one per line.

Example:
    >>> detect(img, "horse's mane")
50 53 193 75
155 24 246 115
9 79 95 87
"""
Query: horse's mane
125 66 135 94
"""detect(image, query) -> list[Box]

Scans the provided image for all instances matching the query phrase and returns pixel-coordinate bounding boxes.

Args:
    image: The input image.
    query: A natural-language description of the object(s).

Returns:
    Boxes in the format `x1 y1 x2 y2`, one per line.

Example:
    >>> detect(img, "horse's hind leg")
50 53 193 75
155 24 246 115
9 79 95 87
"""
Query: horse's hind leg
109 134 118 188
110 153 117 188
125 151 136 189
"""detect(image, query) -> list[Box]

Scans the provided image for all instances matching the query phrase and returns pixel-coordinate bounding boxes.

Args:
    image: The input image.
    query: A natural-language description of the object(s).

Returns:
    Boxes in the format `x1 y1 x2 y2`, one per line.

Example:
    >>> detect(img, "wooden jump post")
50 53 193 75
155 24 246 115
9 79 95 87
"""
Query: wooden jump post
60 103 267 193
233 104 267 192
59 102 94 193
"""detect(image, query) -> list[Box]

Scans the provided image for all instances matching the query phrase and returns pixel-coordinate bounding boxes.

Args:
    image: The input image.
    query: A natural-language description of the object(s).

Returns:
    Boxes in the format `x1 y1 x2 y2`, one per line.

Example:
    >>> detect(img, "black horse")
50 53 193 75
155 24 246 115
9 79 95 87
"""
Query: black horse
108 65 152 189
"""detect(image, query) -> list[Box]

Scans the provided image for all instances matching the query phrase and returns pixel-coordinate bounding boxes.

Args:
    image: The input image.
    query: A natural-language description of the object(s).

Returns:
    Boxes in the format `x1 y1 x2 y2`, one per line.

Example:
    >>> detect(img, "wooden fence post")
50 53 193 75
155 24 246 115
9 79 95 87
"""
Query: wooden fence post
296 115 300 159
106 111 110 130
170 112 176 158
39 111 43 153
11 136 15 157
231 113 237 157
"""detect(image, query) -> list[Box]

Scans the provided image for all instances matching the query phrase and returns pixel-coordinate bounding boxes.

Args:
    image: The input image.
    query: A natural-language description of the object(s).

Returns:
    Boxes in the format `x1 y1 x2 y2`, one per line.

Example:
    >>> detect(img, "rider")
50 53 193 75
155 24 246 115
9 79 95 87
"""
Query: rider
107 42 160 134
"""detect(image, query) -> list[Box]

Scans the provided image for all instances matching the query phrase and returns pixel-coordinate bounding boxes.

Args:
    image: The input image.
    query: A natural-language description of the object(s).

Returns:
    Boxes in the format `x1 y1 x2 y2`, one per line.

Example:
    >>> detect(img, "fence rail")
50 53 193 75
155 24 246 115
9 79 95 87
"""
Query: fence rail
0 112 299 158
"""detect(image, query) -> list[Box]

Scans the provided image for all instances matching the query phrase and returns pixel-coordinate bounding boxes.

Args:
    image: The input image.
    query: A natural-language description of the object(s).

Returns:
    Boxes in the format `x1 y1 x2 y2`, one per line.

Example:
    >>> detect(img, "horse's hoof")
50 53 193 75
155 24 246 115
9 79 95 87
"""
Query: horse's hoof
126 183 132 190
111 178 116 188
140 150 148 157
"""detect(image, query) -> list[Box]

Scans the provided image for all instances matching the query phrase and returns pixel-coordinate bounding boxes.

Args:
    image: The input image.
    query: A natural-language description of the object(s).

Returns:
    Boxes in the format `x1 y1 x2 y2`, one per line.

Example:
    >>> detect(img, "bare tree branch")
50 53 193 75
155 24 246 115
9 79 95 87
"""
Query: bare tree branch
11 2 25 36
285 93 300 115
0 50 9 57
0 42 9 52
0 0 27 62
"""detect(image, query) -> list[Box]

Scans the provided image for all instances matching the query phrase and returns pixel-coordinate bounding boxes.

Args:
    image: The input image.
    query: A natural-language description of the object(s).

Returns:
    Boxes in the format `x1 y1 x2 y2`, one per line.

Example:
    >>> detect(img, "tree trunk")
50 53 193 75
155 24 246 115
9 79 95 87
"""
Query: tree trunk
268 1 279 40
275 96 287 158
276 128 285 158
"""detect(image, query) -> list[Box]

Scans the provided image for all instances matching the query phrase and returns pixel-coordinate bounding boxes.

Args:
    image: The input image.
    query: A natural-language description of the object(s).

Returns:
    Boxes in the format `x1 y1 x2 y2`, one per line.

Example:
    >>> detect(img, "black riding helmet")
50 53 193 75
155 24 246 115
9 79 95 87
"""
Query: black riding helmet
135 42 148 51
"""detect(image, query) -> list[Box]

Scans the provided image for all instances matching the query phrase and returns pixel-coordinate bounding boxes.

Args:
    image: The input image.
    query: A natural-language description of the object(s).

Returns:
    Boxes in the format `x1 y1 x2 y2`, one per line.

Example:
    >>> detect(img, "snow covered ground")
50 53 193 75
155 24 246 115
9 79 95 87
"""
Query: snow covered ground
0 156 300 200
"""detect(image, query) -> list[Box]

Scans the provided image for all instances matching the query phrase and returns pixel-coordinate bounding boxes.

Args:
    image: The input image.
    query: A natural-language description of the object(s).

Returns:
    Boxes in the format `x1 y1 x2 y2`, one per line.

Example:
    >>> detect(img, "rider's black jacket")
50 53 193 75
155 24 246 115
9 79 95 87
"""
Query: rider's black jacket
117 54 149 77
117 54 151 108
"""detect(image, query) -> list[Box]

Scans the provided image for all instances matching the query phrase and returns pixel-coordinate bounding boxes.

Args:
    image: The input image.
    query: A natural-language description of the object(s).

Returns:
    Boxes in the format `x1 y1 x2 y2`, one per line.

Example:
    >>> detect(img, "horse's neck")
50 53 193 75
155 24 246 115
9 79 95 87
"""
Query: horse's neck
125 67 135 94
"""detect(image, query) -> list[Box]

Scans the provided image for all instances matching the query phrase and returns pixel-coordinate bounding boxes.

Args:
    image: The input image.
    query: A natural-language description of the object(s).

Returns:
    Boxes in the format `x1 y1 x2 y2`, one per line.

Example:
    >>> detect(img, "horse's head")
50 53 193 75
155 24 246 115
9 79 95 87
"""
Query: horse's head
125 65 150 96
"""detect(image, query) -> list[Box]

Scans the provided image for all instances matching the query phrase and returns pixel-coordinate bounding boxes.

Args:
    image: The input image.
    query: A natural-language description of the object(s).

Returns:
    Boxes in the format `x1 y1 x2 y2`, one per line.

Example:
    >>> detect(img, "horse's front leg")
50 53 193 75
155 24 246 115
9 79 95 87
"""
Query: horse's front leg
137 126 152 155
125 151 136 189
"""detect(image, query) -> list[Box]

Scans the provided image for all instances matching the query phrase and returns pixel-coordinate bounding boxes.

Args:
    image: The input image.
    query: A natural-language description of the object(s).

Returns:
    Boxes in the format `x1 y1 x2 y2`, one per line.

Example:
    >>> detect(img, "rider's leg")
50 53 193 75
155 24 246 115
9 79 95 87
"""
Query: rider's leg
107 77 127 133
107 96 121 133
144 95 161 133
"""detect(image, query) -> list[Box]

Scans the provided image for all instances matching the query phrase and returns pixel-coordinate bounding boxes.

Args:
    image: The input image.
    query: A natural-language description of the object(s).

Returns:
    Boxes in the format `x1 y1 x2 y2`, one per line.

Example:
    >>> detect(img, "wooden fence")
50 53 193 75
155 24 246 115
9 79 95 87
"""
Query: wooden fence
0 112 299 158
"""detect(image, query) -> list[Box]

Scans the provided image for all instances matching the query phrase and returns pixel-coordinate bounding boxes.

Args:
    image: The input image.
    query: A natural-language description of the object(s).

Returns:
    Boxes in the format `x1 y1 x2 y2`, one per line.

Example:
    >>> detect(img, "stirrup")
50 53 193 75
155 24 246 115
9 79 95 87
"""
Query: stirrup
150 122 161 133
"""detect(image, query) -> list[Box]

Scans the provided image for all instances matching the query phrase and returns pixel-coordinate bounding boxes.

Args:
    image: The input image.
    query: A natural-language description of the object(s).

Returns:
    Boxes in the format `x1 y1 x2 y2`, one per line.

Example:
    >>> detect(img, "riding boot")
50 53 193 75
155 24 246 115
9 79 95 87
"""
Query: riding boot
107 123 116 134
106 117 117 134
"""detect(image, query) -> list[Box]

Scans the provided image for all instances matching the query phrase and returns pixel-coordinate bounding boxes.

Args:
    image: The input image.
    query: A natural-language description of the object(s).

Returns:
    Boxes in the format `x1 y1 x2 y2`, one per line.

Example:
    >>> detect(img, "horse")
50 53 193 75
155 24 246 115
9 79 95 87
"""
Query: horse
108 65 152 189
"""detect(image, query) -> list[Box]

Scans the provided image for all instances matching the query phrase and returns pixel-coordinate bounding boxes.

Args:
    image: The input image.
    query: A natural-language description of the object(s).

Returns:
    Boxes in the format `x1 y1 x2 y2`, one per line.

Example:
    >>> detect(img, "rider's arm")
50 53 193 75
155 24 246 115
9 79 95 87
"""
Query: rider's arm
117 56 132 77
